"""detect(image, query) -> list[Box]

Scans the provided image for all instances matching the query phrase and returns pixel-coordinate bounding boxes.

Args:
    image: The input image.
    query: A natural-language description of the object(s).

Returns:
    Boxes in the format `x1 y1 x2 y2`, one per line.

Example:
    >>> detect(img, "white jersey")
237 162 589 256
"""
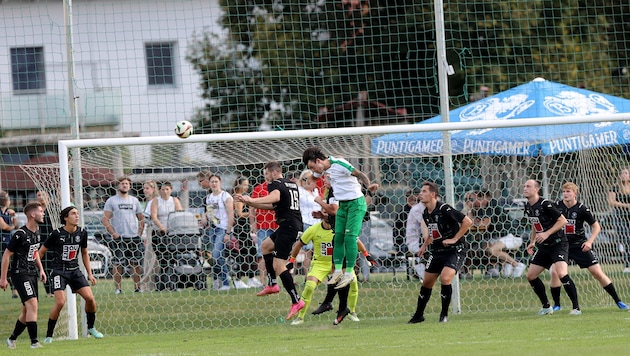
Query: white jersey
326 156 363 201
103 194 143 238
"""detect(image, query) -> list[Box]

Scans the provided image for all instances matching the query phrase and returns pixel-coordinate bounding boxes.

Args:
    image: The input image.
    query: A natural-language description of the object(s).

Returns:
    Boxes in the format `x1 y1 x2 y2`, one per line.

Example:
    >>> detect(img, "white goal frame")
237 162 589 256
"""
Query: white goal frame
57 113 630 339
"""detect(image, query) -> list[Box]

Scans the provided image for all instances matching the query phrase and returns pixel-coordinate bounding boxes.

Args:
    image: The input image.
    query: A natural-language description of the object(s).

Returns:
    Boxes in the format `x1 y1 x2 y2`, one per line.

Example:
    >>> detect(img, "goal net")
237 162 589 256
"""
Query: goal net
39 118 630 336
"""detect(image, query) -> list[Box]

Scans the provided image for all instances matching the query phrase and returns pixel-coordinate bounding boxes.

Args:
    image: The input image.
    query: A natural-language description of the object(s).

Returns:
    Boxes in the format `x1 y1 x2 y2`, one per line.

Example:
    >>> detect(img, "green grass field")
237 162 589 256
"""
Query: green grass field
2 268 630 355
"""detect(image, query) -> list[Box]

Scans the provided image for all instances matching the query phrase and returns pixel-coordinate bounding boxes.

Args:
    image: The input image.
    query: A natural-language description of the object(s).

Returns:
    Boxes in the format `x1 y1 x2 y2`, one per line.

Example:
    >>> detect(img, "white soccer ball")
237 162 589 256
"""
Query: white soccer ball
174 120 193 139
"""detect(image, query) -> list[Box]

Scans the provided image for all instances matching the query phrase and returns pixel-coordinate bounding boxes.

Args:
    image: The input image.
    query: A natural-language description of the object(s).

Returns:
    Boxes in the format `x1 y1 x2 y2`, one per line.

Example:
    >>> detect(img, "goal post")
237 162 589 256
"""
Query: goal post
49 113 630 338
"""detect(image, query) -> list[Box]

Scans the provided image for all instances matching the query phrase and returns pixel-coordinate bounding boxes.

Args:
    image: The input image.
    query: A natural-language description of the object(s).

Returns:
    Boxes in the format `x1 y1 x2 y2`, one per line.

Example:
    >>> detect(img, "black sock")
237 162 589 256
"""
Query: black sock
26 321 38 344
440 284 452 317
560 275 579 310
263 254 276 285
46 318 58 338
279 270 299 304
337 284 350 312
550 286 561 307
415 286 432 316
528 277 550 308
86 312 96 329
10 320 27 340
604 283 622 303
322 284 337 305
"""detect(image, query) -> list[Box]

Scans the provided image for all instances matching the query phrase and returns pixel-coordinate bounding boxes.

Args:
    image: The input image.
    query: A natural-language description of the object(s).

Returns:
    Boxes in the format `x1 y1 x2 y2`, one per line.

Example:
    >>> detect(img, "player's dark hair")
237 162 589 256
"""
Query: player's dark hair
117 176 132 185
264 161 282 173
302 146 326 165
160 181 173 189
59 206 77 224
23 201 42 216
422 181 440 195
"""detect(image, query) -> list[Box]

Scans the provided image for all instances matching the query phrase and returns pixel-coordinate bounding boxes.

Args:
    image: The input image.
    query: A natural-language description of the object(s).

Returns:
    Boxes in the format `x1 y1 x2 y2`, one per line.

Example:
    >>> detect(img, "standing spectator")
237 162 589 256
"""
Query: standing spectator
36 191 55 297
607 167 630 273
151 181 182 291
393 188 419 254
551 182 628 311
0 191 19 298
102 176 145 294
39 206 104 343
249 180 278 289
523 180 580 315
140 180 159 292
1 202 47 349
232 175 258 289
234 161 305 320
405 193 427 280
408 181 472 324
297 169 321 274
302 146 377 289
200 174 234 291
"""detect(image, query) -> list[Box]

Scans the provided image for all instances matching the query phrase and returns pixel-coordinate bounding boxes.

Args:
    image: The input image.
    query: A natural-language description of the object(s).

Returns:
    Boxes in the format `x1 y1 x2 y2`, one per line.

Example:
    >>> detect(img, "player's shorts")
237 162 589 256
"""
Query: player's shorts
307 260 333 283
269 221 302 260
335 197 367 238
50 268 89 293
530 241 569 269
425 246 467 274
110 236 144 266
568 244 599 268
11 273 39 304
497 233 523 250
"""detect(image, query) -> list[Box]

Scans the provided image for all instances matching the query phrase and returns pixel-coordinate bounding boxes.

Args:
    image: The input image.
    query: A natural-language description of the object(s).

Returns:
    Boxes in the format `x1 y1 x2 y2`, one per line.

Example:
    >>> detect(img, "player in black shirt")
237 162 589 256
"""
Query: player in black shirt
234 161 305 320
0 202 47 349
409 181 472 324
550 182 628 311
523 179 581 316
39 206 104 343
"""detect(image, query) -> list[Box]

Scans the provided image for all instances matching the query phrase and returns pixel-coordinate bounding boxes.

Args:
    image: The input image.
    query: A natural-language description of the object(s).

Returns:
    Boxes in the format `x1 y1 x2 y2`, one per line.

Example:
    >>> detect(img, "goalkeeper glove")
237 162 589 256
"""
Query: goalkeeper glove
363 250 378 266
286 256 296 273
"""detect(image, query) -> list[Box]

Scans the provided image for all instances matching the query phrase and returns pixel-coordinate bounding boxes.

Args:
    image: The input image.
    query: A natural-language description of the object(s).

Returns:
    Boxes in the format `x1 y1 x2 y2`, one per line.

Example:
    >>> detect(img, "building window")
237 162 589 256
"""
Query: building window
146 42 175 86
11 47 46 93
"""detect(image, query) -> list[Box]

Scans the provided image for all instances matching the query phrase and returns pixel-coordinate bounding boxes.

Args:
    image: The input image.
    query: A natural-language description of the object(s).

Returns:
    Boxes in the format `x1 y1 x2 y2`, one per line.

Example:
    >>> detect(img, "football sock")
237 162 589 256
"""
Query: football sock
529 277 550 307
10 320 27 340
440 284 452 317
348 277 359 312
263 254 276 285
299 280 317 319
279 270 299 304
550 286 561 307
560 275 579 310
322 284 337 304
46 318 58 338
26 321 38 344
337 284 350 312
604 283 622 303
415 286 432 316
86 312 96 329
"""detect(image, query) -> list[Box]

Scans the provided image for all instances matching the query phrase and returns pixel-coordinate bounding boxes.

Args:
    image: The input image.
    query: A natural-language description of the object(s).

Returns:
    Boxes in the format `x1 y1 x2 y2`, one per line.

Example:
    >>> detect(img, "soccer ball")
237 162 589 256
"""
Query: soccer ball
174 120 193 139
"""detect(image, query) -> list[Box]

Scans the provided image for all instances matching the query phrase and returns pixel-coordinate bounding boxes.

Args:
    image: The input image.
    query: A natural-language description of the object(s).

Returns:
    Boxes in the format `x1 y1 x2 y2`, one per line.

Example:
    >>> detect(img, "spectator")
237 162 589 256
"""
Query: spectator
297 169 321 274
607 167 630 273
102 176 145 294
0 191 19 298
232 175 259 289
249 180 278 289
140 180 159 291
151 181 182 291
200 174 234 291
405 192 427 280
393 188 419 254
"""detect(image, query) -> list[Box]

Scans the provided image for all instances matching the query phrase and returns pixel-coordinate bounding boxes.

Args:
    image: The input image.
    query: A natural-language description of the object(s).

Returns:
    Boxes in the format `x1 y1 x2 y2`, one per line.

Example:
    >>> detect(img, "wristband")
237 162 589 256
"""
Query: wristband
289 256 296 263
362 250 369 257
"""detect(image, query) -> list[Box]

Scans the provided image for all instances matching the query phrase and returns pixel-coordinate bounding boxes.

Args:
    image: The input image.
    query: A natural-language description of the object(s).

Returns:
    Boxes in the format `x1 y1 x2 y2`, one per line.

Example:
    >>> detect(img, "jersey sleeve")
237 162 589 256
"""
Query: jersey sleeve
442 204 466 223
80 229 89 249
6 230 24 252
581 206 597 226
44 229 60 249
542 199 563 221
300 225 315 245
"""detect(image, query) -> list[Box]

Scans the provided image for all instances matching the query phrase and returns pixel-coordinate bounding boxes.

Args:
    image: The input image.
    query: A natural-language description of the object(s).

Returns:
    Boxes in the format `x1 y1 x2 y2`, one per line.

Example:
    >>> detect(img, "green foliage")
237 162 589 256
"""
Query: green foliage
187 1 630 132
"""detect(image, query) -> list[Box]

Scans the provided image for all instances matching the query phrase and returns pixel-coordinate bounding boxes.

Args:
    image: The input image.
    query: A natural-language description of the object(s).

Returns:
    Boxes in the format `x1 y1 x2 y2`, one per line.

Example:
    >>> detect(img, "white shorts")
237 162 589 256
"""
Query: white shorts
498 233 523 250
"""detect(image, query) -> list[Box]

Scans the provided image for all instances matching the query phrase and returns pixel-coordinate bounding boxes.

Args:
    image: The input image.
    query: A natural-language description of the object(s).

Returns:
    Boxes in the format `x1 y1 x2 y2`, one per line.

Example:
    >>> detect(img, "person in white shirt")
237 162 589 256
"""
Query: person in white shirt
151 182 182 291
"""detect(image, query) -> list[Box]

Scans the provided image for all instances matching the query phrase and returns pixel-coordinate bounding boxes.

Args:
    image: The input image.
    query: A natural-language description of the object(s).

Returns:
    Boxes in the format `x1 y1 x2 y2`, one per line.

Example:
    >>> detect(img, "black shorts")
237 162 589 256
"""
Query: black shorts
269 221 302 260
530 242 569 269
50 269 89 293
110 237 144 266
11 273 38 304
425 246 467 274
568 244 599 268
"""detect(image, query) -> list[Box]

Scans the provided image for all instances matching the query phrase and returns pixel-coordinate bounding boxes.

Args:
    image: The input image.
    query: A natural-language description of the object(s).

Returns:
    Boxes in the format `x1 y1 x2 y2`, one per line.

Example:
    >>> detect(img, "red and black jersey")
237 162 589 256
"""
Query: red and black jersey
44 227 88 270
7 225 41 275
422 202 467 251
524 198 566 245
556 200 596 246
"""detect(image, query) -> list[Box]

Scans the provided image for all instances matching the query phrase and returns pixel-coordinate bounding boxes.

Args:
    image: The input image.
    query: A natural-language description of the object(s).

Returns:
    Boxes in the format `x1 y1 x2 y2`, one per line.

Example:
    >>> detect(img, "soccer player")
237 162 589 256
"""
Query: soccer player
523 179 581 315
1 202 47 349
234 161 305 320
302 146 378 289
39 206 104 343
103 176 145 294
408 181 472 324
550 182 628 311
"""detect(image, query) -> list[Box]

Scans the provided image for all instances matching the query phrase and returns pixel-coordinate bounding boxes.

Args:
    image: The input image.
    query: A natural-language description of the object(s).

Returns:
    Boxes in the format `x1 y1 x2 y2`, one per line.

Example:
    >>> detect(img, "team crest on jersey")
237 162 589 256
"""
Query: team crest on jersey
534 209 540 216
571 211 577 219
75 235 81 243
